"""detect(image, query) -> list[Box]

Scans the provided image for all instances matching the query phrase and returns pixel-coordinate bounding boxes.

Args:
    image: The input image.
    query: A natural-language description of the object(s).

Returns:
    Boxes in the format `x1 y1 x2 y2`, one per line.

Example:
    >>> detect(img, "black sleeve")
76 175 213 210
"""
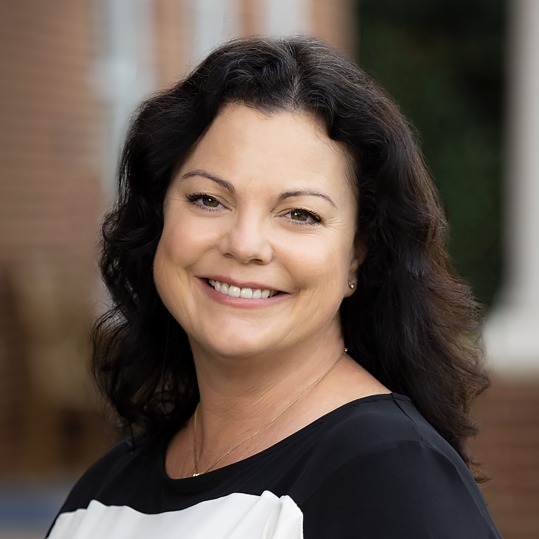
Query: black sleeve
300 440 502 539
45 439 134 537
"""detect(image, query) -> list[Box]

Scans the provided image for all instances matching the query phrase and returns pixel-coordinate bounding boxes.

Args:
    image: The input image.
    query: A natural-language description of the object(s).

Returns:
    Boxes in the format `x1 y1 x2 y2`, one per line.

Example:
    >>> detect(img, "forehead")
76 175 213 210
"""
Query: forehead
179 104 356 194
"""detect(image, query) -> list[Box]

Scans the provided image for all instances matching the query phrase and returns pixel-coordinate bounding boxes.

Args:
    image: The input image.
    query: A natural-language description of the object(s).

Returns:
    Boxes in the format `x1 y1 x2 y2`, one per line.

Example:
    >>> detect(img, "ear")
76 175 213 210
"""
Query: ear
344 241 367 297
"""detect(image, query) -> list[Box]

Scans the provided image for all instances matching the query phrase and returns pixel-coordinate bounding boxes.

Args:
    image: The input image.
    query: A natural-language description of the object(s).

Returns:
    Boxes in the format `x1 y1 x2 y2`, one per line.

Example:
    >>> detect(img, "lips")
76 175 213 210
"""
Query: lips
207 279 279 299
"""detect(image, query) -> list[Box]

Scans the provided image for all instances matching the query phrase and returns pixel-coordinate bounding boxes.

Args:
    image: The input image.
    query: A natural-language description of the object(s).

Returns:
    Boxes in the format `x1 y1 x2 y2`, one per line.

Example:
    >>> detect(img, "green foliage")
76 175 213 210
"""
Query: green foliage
356 0 505 305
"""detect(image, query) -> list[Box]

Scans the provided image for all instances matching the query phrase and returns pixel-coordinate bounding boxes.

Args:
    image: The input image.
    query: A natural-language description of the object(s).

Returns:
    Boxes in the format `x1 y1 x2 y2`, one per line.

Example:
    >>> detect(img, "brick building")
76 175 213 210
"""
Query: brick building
0 1 537 538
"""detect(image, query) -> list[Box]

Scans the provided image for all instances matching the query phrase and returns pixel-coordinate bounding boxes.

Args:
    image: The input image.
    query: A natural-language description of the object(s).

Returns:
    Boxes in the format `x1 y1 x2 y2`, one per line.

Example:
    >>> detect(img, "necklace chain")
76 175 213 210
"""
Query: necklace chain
192 349 347 477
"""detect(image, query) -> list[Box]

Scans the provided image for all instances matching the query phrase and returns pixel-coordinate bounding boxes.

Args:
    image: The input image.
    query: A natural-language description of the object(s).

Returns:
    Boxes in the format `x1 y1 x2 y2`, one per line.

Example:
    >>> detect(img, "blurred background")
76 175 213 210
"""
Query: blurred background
0 0 537 538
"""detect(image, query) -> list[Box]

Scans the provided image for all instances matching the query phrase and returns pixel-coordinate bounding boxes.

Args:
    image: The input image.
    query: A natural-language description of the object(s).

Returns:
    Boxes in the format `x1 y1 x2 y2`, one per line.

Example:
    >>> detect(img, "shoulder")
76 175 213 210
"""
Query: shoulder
305 393 477 491
308 393 452 461
58 436 161 512
295 394 501 537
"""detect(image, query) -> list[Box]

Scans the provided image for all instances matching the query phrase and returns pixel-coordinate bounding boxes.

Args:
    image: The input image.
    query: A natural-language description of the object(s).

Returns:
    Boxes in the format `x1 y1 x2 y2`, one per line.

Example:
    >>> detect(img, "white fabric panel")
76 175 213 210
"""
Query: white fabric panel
48 491 304 538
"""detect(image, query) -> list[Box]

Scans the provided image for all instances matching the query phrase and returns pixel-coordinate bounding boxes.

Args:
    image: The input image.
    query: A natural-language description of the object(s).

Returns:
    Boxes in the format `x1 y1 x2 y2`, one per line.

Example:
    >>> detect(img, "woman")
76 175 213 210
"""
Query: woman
47 36 501 538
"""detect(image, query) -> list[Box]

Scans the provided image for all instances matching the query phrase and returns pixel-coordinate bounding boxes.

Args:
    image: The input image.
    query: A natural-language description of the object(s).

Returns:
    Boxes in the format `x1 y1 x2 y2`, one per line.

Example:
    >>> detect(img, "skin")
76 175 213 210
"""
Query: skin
154 104 388 477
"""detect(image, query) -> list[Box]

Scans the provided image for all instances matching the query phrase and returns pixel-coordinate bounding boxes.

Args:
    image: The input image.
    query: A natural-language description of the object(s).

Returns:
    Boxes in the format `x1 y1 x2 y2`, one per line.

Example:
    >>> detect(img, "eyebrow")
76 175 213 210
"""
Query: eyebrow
278 190 337 208
180 169 336 208
180 169 235 193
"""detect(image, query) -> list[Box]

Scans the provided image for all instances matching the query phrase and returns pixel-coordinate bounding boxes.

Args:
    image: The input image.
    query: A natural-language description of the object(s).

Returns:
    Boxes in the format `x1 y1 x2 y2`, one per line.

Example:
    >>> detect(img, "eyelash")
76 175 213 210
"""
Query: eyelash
283 208 322 226
185 193 224 211
185 193 322 225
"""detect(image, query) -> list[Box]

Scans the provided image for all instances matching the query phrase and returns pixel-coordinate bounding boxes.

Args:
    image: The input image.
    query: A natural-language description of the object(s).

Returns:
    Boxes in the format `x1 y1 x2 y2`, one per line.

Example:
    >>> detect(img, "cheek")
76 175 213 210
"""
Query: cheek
153 233 199 326
153 239 174 308
153 225 190 293
153 230 174 284
155 219 199 266
288 237 353 294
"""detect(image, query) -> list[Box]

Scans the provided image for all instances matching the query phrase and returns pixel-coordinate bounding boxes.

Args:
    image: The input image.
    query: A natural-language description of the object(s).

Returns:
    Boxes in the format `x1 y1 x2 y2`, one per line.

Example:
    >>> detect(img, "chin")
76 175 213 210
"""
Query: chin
205 342 268 360
192 331 280 360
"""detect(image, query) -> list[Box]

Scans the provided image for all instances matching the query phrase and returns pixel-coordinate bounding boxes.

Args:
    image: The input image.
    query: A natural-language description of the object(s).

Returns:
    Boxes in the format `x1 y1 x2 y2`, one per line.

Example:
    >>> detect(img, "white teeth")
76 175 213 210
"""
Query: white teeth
228 285 241 298
208 279 277 299
240 288 253 299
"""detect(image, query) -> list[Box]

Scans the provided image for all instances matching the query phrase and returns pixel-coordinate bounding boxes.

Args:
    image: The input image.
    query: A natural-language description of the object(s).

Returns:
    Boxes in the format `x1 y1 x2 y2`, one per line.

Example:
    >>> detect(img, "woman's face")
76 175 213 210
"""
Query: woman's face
154 104 360 359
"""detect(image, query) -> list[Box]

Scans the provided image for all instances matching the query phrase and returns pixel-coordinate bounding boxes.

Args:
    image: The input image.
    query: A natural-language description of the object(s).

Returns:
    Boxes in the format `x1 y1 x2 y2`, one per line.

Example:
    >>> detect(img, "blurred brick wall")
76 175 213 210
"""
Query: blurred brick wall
0 0 108 479
152 0 358 90
471 378 539 539
153 0 189 89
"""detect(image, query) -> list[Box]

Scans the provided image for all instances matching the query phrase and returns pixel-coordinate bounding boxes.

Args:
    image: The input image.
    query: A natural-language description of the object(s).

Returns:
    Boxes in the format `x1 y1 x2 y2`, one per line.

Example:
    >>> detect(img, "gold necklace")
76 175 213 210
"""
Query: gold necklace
192 349 347 476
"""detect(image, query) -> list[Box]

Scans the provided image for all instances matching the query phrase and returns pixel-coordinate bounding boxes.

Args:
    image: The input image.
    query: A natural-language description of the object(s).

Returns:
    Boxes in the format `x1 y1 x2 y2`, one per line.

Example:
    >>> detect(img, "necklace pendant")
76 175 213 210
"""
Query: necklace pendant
192 472 201 477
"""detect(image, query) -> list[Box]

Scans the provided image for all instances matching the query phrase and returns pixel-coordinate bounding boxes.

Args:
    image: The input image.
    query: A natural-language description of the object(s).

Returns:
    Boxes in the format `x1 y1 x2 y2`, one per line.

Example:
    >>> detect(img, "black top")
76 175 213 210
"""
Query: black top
47 393 502 538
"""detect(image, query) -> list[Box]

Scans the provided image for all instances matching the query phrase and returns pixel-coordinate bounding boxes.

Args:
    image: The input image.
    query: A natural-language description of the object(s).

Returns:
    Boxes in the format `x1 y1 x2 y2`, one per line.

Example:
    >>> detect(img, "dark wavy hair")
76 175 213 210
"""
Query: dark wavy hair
93 35 489 475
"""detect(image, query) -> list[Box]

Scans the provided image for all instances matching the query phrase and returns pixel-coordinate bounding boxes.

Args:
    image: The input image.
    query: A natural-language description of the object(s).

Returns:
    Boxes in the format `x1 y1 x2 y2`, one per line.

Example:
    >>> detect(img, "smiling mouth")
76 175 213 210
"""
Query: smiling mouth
207 279 280 299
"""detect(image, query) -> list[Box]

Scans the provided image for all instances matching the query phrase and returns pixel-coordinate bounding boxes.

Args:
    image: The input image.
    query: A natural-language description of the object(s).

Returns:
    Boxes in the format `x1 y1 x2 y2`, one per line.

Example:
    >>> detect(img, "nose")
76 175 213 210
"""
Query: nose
218 212 273 264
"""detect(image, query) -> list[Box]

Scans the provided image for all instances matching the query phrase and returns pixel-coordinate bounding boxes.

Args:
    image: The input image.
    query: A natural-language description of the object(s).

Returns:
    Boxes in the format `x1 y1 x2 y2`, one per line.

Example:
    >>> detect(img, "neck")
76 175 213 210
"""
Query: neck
192 339 346 424
191 345 347 475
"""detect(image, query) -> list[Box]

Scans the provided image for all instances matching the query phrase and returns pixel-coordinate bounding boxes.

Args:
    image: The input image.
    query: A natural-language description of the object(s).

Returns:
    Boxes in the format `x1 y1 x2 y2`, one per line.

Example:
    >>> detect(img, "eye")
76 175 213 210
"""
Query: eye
285 208 322 225
186 193 223 209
